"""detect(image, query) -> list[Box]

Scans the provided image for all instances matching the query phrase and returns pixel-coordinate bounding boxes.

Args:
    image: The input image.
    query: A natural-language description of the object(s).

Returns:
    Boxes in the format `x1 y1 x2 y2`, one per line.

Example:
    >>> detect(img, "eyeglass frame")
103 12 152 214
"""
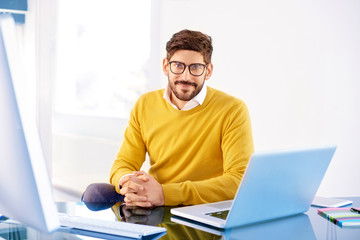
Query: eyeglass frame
168 61 208 77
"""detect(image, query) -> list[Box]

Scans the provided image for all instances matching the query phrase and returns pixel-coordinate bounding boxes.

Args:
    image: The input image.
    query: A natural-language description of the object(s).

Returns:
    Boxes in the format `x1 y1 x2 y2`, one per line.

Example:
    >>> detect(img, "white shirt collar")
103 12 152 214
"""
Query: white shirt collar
163 81 207 111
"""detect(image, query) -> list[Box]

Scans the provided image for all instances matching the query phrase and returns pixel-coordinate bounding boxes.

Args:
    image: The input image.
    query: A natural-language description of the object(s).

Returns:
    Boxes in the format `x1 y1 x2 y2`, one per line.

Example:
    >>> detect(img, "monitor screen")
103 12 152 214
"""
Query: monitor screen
0 13 59 232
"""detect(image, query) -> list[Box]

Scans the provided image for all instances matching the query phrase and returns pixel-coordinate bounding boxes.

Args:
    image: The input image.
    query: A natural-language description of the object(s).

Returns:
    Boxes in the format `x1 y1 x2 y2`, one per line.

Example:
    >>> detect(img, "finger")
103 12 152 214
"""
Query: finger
126 201 152 208
125 193 147 203
133 171 148 178
133 171 150 181
120 185 129 195
120 181 144 195
120 185 137 195
120 175 131 187
121 174 143 187
124 197 132 207
127 181 144 192
134 170 148 176
139 171 151 181
138 175 150 182
133 171 143 176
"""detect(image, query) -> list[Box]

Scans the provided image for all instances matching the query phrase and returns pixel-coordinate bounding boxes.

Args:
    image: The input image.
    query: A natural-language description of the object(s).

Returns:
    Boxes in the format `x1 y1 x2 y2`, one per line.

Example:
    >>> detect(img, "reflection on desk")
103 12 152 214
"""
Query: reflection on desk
172 213 316 240
96 198 360 240
0 198 360 239
0 222 27 239
225 214 315 240
111 203 219 240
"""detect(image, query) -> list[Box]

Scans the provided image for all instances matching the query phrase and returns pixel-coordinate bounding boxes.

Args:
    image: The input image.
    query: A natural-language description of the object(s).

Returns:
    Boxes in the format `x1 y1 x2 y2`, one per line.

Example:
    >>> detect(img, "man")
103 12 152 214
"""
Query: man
108 29 254 207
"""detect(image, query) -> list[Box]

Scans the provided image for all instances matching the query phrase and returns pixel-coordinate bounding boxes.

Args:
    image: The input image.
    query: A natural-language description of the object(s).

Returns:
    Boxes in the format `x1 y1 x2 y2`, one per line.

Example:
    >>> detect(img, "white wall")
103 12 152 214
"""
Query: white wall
53 0 360 198
159 0 360 197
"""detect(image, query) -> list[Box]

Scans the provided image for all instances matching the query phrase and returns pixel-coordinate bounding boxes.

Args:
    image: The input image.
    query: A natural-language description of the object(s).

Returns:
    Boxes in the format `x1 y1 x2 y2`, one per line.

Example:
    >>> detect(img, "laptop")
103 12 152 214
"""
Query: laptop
171 146 336 228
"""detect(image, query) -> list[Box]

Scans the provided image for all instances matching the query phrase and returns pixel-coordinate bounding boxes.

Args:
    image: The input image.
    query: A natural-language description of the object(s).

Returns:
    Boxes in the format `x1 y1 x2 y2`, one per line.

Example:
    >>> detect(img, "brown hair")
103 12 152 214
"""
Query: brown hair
166 29 213 64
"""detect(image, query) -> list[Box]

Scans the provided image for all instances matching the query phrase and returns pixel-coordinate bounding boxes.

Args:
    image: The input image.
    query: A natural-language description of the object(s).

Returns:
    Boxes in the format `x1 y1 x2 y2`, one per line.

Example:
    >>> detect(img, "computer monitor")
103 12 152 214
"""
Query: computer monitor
0 13 59 232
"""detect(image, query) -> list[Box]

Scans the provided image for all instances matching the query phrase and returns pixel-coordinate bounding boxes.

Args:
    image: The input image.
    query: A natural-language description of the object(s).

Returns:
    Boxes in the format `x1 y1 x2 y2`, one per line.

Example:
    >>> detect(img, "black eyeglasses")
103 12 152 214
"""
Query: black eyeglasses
168 61 207 77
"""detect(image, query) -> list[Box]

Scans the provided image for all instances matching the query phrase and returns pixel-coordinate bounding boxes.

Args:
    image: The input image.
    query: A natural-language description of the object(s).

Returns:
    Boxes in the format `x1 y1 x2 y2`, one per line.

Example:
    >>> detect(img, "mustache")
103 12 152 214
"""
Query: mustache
174 80 197 87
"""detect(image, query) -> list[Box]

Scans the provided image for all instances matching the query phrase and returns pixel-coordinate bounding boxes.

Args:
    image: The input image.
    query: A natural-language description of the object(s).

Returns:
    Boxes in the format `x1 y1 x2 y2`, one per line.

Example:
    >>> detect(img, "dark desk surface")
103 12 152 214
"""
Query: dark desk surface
1 197 359 240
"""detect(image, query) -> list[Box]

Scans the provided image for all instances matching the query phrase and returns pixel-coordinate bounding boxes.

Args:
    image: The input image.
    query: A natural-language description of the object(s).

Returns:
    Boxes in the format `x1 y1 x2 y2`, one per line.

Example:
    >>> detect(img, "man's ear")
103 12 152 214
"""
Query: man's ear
205 63 213 80
162 58 169 76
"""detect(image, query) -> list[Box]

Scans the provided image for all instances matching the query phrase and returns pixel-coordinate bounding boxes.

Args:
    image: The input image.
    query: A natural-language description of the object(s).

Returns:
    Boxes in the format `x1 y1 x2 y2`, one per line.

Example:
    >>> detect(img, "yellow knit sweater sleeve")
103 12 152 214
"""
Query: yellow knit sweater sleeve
109 98 147 193
110 87 254 205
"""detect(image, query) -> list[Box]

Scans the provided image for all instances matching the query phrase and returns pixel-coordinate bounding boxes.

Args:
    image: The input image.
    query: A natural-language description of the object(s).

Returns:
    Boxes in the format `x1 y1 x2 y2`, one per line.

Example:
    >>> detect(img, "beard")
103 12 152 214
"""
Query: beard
168 78 205 102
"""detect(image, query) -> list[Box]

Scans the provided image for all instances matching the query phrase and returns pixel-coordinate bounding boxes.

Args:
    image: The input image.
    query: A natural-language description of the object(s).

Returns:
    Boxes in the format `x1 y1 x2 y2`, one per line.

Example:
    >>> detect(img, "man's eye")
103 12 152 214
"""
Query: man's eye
174 63 183 68
191 64 202 70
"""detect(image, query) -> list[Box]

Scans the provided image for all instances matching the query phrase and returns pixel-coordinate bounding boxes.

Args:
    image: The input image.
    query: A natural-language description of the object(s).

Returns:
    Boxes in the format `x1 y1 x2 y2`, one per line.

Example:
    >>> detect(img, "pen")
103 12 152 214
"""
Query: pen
350 208 360 214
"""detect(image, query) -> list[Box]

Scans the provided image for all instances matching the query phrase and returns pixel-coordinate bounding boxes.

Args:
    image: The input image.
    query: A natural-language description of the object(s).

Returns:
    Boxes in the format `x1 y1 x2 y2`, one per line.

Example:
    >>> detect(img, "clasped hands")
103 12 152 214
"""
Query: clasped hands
120 171 165 207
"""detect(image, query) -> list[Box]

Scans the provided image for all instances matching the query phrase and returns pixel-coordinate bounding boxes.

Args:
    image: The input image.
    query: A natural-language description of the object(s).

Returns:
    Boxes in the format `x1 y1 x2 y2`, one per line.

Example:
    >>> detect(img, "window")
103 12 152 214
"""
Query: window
51 0 158 196
54 0 151 118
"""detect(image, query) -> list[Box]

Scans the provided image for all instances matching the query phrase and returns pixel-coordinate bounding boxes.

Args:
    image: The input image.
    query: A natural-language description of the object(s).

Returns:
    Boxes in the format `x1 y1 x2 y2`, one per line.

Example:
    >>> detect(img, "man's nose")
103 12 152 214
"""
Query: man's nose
181 67 191 80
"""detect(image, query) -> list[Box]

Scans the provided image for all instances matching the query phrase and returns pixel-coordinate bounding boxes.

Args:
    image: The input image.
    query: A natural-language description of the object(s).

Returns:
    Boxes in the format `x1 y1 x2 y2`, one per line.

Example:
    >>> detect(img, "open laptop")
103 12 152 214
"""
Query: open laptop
171 146 337 228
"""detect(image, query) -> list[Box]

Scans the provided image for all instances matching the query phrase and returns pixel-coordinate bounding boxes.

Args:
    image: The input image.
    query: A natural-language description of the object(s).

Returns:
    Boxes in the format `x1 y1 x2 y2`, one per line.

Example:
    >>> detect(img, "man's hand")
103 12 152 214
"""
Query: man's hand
120 171 165 207
119 173 149 195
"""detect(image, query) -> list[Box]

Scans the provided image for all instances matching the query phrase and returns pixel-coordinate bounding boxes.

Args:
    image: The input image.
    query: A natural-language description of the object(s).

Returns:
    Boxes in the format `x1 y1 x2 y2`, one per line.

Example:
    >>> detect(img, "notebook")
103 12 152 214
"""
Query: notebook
171 146 337 228
311 196 352 208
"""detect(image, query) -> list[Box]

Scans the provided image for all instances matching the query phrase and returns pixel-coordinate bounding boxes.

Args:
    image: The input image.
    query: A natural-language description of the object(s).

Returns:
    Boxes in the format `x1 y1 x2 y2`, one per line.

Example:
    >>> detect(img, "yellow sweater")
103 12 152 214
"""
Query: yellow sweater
110 86 254 206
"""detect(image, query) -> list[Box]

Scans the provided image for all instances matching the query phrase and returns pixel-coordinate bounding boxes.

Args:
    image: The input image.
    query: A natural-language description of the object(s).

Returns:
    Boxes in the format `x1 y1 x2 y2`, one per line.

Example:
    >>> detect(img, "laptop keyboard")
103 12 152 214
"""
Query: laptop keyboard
209 201 232 209
58 213 166 239
205 210 229 220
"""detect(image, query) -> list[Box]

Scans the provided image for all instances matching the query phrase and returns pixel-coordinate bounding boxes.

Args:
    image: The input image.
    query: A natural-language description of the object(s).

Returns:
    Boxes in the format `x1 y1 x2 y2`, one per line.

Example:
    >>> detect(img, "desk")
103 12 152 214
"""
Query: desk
0 197 359 239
